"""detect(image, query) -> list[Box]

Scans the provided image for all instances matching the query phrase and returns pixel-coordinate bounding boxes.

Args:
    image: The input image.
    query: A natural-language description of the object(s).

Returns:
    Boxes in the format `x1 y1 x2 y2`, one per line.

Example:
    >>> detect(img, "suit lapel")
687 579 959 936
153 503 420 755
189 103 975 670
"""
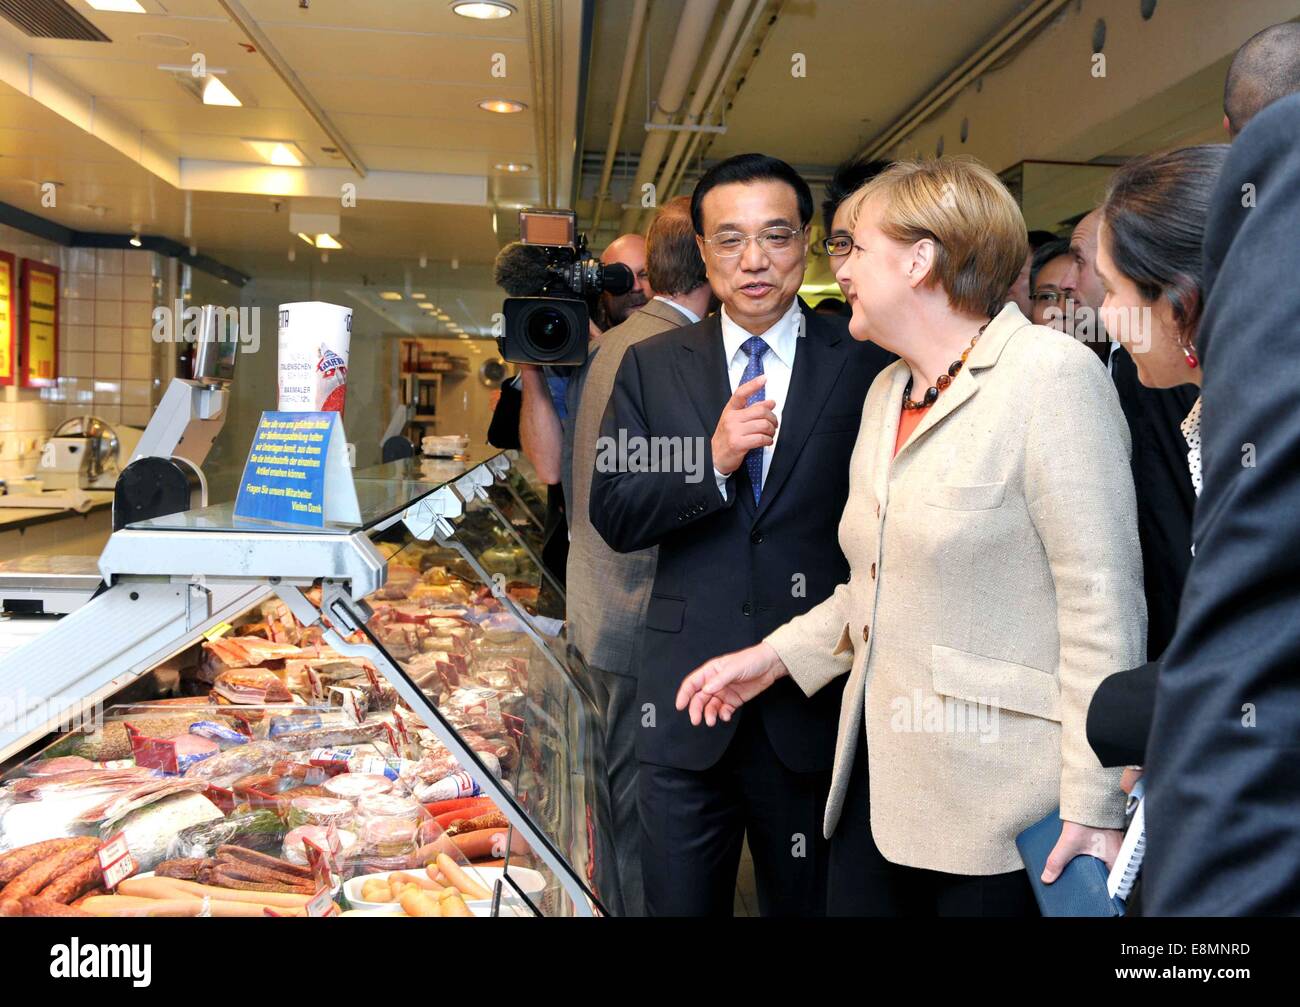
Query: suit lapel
873 363 909 508
891 304 1028 463
672 314 733 436
754 311 848 520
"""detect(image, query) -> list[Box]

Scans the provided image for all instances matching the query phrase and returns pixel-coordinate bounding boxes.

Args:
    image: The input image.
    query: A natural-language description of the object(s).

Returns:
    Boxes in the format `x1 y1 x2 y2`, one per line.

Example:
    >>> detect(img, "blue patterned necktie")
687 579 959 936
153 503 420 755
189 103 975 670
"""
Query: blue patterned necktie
740 335 769 503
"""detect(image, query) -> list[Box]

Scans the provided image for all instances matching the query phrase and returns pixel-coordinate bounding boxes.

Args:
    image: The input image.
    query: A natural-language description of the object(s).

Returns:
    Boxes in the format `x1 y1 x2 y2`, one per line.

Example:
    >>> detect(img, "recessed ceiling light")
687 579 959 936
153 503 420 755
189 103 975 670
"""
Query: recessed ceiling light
495 162 531 172
202 75 242 107
452 1 515 19
379 291 403 301
417 302 434 310
86 0 146 12
478 98 526 114
245 139 307 166
410 292 427 299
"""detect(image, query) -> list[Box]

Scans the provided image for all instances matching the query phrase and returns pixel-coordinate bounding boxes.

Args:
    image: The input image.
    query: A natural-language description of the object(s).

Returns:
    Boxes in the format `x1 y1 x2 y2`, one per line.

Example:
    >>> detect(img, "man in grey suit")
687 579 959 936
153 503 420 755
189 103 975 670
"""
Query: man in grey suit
562 196 713 916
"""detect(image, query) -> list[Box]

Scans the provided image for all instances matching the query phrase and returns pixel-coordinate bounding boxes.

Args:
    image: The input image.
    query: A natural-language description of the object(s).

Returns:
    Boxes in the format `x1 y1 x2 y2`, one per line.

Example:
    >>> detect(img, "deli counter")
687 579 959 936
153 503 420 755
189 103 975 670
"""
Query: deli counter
0 448 612 918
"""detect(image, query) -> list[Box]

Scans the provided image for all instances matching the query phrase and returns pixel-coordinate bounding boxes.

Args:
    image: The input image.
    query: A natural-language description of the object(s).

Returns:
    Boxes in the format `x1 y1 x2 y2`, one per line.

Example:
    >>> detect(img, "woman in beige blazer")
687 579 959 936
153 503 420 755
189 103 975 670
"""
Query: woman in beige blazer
677 158 1146 916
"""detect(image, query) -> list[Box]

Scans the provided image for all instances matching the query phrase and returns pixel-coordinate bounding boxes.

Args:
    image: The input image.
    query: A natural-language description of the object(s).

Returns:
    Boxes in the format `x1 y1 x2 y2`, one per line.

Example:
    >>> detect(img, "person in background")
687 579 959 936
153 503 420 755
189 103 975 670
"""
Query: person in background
813 297 845 316
591 153 893 916
1080 144 1228 915
676 157 1144 917
561 197 712 916
1007 229 1059 318
515 234 656 585
821 159 893 311
1027 238 1077 335
1143 93 1300 915
1062 208 1198 662
1222 20 1300 138
598 233 653 328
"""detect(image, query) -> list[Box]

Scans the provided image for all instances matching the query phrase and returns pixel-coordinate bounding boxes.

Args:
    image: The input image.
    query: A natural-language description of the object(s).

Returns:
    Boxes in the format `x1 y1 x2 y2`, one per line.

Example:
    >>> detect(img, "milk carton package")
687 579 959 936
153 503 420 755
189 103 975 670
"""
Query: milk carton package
278 301 353 414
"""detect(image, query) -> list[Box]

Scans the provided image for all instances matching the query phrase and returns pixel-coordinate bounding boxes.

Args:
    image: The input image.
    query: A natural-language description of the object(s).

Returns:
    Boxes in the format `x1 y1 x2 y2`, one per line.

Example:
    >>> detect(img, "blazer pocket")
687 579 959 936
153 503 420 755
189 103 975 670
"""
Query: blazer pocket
644 593 686 633
814 412 863 435
931 644 1060 721
923 481 1006 511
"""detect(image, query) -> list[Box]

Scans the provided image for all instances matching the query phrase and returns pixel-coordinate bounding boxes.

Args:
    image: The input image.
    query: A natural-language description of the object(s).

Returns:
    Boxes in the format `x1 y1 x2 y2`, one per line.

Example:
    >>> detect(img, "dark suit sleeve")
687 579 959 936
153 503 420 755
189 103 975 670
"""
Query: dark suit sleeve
588 342 736 553
1086 662 1159 767
1143 93 1300 915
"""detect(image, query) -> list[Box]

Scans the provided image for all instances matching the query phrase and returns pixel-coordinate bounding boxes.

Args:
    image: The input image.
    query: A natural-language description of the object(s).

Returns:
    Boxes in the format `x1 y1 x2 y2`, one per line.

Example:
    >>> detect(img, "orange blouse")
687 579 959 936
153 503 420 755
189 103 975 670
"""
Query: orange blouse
894 404 932 457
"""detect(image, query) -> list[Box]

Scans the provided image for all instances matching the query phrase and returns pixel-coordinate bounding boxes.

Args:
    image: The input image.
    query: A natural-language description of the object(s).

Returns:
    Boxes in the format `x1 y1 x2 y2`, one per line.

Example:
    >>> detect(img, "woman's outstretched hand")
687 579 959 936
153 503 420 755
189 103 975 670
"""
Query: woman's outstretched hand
676 642 788 727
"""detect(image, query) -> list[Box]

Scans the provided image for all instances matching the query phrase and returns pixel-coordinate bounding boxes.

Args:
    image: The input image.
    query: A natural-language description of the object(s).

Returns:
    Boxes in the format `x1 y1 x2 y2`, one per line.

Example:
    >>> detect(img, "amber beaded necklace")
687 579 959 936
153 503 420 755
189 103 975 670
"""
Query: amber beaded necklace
902 319 992 411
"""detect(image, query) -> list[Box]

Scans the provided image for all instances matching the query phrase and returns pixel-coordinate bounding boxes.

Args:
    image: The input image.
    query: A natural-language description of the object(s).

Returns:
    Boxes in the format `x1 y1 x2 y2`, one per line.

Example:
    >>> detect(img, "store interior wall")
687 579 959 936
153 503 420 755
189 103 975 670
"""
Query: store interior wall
0 229 169 488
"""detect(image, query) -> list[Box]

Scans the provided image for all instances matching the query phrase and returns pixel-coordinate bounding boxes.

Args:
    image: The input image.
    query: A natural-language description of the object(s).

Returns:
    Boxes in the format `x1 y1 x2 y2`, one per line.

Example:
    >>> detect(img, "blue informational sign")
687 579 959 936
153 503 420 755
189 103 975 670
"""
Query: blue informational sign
233 411 358 528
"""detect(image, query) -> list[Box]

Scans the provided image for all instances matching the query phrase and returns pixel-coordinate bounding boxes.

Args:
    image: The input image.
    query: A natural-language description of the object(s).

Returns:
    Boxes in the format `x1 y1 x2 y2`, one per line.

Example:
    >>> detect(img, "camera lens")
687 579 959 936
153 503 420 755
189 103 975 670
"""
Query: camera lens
525 305 572 355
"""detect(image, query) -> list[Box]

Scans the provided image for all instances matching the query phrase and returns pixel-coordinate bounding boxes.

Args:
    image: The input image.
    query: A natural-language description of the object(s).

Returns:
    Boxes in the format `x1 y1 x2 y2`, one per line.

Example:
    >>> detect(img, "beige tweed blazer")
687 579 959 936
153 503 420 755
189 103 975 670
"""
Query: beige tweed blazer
766 303 1146 875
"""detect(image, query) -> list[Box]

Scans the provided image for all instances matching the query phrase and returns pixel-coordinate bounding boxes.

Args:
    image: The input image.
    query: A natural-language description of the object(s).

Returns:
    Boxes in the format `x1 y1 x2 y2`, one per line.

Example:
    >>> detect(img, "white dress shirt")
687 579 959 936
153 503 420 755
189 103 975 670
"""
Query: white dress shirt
653 294 700 325
714 298 805 500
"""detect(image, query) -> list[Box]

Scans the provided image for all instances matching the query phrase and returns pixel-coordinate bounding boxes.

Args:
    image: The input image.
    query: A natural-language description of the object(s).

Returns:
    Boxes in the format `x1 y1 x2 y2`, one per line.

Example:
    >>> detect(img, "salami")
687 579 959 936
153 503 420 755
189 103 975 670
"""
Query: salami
0 837 100 914
38 857 103 904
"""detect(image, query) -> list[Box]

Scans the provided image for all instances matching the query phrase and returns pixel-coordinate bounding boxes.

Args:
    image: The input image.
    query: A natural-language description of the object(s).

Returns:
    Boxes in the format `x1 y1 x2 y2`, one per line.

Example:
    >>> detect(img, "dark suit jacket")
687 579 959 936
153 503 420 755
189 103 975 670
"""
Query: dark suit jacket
1143 93 1300 915
589 304 893 773
1109 346 1198 660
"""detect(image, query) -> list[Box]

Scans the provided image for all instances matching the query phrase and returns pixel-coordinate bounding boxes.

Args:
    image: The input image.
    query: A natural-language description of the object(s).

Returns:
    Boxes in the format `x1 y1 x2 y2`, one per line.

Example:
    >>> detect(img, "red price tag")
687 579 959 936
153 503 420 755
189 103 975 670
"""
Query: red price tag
98 833 136 890
383 723 400 754
394 713 411 748
205 784 236 814
303 837 332 890
125 722 179 774
340 688 363 725
307 667 323 703
364 663 381 692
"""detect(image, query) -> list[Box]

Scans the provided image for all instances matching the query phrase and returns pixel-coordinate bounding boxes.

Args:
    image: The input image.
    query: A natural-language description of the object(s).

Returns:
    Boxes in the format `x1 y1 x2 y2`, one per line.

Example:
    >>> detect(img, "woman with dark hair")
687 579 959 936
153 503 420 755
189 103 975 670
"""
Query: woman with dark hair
1085 146 1230 895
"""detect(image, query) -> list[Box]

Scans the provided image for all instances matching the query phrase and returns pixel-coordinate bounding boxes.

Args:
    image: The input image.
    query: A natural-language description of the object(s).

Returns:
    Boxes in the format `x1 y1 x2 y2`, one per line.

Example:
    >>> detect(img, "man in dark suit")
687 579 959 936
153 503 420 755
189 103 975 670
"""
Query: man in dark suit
590 153 893 916
1142 92 1300 915
1062 208 1199 661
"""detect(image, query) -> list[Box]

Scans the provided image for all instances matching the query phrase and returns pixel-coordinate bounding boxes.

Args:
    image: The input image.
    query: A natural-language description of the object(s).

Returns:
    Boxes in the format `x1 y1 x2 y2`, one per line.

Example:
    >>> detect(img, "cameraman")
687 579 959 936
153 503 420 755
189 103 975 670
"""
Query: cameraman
512 235 653 585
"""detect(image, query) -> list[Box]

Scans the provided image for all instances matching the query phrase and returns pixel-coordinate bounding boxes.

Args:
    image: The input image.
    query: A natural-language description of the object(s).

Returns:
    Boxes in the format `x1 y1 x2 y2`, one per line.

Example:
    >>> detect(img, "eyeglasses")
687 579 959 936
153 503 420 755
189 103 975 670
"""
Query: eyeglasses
1030 290 1064 305
703 225 806 257
821 234 853 257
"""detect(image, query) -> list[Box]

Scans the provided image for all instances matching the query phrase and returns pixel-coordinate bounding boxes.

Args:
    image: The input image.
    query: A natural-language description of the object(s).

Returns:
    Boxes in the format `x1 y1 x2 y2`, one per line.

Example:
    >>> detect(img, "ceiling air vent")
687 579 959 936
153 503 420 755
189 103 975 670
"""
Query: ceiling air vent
0 0 111 42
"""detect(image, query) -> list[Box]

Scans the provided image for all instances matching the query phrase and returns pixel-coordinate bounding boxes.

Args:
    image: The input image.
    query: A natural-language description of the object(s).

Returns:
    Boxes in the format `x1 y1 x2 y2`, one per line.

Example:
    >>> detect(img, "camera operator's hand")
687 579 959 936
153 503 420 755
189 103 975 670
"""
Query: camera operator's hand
711 375 777 476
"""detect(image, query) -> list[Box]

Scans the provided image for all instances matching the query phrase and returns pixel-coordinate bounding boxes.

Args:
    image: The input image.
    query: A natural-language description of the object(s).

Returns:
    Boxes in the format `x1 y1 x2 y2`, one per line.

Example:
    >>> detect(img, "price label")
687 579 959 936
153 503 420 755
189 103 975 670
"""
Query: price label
203 621 234 642
340 688 363 725
383 722 400 754
205 784 236 814
125 722 179 774
98 833 136 890
303 839 329 889
364 663 381 692
307 667 323 703
306 887 336 918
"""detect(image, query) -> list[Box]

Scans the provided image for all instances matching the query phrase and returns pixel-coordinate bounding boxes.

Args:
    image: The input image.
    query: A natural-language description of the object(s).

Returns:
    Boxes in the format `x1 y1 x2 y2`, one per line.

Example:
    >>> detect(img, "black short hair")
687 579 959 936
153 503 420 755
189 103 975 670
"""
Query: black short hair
691 153 814 236
1029 238 1071 291
1027 229 1058 251
814 296 845 314
1224 22 1300 134
821 159 892 233
1102 144 1230 337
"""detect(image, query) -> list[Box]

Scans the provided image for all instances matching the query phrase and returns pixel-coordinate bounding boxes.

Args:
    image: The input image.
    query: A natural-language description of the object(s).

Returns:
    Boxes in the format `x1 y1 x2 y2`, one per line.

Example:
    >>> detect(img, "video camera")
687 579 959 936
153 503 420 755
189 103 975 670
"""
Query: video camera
493 209 634 366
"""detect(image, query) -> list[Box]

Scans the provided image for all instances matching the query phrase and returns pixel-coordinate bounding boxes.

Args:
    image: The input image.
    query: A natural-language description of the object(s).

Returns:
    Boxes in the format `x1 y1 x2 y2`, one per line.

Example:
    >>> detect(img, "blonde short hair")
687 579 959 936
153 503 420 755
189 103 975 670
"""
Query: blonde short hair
841 157 1028 317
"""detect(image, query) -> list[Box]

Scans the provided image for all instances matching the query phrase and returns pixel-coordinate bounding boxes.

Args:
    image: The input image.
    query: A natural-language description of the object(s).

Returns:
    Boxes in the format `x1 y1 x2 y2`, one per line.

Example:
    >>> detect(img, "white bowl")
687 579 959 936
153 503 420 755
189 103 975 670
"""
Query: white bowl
344 865 546 914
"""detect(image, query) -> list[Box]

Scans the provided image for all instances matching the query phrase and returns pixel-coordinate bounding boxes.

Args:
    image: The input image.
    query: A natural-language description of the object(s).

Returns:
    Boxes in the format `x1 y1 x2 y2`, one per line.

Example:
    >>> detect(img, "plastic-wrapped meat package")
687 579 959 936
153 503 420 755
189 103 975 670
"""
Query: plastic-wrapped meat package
211 667 294 705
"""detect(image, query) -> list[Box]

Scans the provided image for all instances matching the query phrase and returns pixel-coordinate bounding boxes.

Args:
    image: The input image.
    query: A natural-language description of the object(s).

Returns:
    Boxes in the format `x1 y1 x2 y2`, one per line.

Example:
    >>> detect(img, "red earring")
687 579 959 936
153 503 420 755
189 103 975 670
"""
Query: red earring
1183 345 1199 369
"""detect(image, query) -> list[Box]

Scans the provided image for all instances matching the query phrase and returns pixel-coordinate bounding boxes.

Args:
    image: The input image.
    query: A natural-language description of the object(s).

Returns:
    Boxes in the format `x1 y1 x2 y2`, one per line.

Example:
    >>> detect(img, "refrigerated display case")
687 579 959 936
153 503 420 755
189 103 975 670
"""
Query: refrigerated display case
0 448 612 917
